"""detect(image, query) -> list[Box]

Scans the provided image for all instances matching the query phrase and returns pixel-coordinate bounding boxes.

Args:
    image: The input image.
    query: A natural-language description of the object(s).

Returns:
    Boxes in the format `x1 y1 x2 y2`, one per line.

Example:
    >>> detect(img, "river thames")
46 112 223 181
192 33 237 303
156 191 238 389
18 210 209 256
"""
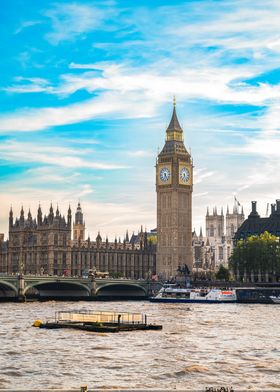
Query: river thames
0 301 279 391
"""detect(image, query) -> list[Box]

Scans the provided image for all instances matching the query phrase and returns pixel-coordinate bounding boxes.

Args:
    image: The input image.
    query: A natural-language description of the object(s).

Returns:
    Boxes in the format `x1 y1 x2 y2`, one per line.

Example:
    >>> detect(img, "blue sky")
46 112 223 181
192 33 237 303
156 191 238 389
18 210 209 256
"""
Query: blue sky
1 0 280 239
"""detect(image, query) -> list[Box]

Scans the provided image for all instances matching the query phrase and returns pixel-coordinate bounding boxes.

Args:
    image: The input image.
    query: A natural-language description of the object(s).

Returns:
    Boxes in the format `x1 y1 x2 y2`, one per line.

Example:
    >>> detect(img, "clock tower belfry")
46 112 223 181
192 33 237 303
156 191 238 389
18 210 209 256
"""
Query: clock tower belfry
156 100 193 279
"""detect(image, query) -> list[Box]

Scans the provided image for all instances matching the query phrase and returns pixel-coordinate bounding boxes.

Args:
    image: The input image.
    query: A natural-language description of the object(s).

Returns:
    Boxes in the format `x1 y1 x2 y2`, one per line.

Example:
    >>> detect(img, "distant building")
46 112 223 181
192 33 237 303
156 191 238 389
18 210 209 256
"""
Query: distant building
192 200 245 275
0 204 156 279
235 200 280 239
233 200 280 283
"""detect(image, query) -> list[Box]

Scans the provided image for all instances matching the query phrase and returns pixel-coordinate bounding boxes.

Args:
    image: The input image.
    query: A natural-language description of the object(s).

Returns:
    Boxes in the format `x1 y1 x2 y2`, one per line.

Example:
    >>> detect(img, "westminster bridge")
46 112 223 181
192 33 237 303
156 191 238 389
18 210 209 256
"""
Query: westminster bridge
0 275 162 301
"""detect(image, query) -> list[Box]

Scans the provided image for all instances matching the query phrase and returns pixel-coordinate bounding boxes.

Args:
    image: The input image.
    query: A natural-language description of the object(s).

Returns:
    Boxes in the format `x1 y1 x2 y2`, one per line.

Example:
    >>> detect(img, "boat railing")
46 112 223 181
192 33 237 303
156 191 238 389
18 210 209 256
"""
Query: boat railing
55 310 145 325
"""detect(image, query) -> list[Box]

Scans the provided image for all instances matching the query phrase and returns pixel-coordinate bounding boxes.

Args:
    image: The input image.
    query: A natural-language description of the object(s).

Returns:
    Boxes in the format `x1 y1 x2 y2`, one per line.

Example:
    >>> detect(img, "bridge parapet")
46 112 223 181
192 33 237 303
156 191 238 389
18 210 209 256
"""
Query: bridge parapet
0 275 157 301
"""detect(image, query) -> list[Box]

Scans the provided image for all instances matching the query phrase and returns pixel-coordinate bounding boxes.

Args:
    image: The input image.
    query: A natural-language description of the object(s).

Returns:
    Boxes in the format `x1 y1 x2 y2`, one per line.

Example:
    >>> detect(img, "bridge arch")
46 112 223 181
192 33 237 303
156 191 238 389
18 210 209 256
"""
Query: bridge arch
24 280 91 298
0 281 18 297
96 283 147 298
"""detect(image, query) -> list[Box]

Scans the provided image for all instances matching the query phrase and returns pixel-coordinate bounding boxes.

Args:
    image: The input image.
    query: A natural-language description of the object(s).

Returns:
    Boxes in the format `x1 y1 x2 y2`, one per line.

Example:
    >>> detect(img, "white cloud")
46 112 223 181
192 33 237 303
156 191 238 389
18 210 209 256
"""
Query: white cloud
44 3 115 44
156 1 280 57
2 62 280 132
216 101 280 160
0 89 157 132
14 20 42 35
0 140 127 170
25 166 80 184
194 169 216 185
3 77 51 94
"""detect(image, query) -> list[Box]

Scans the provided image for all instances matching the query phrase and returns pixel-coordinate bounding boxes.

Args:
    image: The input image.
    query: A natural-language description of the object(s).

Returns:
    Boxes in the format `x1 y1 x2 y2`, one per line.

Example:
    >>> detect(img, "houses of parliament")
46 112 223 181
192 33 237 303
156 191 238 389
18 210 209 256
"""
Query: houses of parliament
0 103 244 279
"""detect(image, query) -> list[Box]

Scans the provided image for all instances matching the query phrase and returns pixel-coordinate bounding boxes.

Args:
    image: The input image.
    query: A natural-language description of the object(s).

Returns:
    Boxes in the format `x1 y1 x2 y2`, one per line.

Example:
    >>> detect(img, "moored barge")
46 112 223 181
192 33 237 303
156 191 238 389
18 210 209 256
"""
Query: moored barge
33 310 162 332
236 287 280 304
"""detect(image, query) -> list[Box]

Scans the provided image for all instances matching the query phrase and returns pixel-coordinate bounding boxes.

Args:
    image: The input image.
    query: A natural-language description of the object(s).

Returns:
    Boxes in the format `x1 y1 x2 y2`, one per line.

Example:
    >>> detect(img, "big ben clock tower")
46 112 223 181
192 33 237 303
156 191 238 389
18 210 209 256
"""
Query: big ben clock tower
156 100 193 279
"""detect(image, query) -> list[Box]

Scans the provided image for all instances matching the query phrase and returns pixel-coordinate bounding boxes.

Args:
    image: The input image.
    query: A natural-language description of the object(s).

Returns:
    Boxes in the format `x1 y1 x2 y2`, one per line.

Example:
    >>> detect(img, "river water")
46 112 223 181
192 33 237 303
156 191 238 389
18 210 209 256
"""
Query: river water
0 301 279 391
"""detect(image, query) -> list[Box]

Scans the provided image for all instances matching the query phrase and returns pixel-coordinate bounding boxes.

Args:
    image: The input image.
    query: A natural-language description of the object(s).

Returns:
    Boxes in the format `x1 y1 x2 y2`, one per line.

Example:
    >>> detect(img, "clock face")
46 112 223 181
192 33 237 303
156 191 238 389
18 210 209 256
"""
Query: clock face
160 167 170 182
180 167 190 182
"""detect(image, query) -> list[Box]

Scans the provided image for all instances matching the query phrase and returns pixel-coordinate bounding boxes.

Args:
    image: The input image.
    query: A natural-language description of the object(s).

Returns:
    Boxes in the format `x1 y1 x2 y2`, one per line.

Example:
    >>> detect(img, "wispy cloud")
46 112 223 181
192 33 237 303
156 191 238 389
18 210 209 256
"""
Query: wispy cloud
3 77 51 94
194 169 216 185
0 140 127 170
2 63 280 132
0 90 157 132
14 20 42 35
44 3 117 44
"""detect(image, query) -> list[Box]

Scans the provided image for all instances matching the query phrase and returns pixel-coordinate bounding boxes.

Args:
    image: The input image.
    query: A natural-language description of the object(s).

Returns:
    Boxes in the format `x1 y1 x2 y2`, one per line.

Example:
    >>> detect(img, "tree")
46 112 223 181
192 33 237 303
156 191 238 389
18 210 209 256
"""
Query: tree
148 235 157 245
229 231 280 282
215 265 230 281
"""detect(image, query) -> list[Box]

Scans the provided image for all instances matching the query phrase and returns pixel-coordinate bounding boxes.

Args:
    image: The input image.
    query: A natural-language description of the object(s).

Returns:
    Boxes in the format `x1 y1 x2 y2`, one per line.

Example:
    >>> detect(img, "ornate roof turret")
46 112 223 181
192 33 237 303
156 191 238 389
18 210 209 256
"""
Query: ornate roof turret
37 204 42 223
67 205 71 226
9 206 13 227
20 206 24 225
75 202 84 225
158 100 190 158
49 203 54 224
144 230 148 249
166 97 183 135
96 231 102 242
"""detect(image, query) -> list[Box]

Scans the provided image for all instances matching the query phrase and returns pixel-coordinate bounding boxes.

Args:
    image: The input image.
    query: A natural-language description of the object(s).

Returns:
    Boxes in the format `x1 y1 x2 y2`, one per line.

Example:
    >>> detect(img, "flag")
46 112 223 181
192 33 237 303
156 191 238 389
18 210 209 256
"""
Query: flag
234 196 241 206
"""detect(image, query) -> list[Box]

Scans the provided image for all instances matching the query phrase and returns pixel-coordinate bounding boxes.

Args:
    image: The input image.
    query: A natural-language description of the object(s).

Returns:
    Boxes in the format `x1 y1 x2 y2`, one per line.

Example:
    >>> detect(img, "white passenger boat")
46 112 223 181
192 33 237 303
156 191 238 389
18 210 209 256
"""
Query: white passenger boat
269 295 280 304
150 286 236 303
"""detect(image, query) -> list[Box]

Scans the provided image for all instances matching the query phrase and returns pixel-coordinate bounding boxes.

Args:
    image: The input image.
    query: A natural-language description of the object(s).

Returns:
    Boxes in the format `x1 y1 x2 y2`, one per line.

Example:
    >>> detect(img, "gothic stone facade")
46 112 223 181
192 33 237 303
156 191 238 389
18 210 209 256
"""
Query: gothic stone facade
156 103 193 279
192 201 245 274
0 204 156 279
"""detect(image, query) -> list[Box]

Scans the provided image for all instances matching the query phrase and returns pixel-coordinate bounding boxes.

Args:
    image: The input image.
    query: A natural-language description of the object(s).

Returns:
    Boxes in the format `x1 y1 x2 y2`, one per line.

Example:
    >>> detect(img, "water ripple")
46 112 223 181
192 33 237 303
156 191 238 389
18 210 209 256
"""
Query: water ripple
0 301 279 389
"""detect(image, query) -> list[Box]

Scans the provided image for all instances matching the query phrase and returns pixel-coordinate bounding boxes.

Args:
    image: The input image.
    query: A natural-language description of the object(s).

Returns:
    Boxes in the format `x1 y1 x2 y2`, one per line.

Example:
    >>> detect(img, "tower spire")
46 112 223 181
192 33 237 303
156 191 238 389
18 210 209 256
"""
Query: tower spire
166 101 183 136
